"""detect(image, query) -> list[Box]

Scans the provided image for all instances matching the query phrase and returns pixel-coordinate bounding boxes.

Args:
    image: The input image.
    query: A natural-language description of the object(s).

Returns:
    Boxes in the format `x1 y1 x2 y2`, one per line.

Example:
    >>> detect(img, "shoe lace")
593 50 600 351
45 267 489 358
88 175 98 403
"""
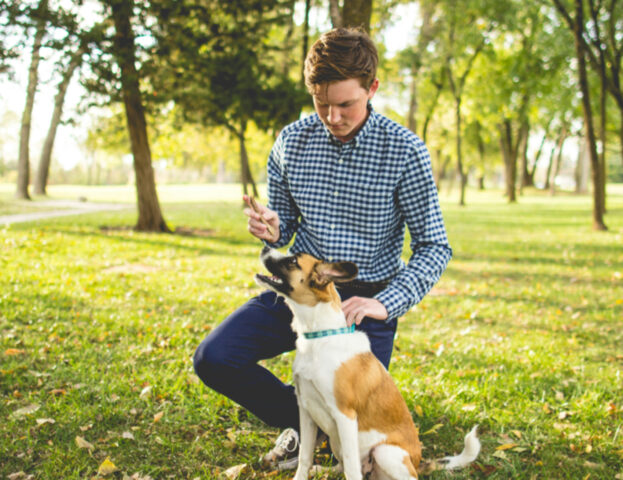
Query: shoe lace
275 428 298 454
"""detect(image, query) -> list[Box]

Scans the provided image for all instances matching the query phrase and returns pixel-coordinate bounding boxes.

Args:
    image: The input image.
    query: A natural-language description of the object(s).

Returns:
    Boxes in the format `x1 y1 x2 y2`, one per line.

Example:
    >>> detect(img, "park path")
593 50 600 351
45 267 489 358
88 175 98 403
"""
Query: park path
0 200 132 226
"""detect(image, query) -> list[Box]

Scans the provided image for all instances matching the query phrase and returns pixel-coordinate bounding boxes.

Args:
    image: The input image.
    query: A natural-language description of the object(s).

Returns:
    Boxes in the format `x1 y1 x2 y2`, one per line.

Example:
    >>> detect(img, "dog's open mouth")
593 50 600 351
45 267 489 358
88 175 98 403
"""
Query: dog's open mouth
255 273 285 288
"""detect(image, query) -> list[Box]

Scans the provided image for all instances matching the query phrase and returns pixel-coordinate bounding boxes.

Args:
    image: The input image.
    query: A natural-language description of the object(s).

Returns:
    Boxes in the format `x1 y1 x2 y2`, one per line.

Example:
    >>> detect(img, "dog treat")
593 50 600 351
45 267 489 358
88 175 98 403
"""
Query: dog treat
248 196 274 236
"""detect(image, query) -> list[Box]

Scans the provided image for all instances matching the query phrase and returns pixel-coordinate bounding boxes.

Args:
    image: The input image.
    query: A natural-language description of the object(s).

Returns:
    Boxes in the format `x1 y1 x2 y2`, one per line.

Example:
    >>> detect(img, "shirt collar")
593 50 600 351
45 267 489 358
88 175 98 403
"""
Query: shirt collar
322 103 378 148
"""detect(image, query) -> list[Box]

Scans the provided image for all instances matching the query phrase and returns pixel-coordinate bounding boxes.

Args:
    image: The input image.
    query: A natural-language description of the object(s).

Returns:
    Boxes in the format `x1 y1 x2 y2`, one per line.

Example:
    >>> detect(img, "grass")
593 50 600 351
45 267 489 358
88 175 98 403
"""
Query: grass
1 183 622 479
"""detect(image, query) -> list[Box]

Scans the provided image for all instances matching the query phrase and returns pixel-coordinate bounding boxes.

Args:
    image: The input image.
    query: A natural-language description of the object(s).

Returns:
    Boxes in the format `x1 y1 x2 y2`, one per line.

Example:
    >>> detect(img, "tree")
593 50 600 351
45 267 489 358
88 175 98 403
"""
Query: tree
15 0 47 200
106 0 170 232
552 0 608 230
33 44 86 194
149 0 305 197
440 0 493 206
329 0 373 31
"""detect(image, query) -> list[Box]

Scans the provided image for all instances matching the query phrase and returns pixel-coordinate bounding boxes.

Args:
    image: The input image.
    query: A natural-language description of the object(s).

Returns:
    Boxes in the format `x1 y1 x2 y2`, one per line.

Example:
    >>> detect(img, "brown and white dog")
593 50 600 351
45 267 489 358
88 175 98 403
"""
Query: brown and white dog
256 246 480 480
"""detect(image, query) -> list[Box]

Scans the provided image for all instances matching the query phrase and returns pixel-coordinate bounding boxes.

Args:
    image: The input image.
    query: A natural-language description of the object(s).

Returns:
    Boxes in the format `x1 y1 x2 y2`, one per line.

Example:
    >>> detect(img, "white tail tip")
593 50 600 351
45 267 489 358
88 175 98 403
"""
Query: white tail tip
439 425 481 470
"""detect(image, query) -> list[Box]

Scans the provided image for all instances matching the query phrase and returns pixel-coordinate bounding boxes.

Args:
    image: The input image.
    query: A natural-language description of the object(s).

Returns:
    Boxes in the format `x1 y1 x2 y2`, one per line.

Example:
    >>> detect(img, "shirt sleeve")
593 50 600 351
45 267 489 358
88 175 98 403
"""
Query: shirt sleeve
374 139 452 320
265 130 300 248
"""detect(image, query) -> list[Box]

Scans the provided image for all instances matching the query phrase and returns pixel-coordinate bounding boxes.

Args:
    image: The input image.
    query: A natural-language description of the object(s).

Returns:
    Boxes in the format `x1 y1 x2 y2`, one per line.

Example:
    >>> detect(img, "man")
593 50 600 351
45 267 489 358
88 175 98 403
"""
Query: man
194 27 451 470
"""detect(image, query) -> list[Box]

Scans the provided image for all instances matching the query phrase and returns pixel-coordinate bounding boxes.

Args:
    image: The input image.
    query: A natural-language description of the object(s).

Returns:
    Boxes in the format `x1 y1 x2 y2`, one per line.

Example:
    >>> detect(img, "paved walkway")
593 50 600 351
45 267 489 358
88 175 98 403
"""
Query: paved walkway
0 200 132 225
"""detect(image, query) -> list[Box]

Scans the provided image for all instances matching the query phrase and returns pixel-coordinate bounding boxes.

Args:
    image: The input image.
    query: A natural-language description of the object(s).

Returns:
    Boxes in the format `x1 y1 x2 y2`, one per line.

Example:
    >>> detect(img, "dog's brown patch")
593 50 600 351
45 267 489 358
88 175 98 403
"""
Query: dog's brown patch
334 352 422 469
286 255 344 310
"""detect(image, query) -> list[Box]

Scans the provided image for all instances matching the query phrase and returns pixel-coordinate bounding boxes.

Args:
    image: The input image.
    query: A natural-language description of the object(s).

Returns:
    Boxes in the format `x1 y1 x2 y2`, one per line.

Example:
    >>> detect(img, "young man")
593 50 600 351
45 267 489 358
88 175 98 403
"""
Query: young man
194 27 451 470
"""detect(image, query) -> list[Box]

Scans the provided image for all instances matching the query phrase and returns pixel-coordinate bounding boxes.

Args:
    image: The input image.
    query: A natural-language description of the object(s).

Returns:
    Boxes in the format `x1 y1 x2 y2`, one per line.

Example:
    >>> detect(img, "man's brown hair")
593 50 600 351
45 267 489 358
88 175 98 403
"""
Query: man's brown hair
304 27 378 95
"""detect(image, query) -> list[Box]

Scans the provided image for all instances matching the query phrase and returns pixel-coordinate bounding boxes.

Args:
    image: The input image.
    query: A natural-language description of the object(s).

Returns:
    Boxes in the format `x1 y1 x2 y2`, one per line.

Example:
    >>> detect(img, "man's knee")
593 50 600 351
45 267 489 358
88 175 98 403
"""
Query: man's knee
193 336 224 385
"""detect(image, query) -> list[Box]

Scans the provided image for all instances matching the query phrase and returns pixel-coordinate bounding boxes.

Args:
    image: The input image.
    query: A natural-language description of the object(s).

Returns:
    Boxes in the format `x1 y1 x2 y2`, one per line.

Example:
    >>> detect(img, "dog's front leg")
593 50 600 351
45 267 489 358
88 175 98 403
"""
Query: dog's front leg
335 415 362 480
293 405 317 480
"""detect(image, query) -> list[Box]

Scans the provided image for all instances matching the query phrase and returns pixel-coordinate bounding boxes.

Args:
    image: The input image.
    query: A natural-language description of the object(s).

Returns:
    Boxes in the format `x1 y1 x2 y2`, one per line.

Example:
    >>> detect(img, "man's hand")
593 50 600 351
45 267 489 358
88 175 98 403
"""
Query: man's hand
243 195 280 243
341 297 388 326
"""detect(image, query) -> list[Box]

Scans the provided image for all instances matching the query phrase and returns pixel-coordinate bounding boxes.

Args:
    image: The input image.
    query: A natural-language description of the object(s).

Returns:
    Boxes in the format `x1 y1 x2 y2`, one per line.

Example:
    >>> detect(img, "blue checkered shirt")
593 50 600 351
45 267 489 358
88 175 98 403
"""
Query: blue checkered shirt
266 107 452 320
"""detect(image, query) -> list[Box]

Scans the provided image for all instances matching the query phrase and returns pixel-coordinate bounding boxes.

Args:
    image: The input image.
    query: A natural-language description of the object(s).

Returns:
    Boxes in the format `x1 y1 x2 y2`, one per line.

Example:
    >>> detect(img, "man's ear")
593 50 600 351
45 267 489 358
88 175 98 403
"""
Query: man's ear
313 261 358 287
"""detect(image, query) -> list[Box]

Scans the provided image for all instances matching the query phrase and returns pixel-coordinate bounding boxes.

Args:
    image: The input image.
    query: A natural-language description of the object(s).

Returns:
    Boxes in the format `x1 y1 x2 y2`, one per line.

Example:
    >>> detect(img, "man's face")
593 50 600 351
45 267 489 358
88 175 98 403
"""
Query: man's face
312 78 379 143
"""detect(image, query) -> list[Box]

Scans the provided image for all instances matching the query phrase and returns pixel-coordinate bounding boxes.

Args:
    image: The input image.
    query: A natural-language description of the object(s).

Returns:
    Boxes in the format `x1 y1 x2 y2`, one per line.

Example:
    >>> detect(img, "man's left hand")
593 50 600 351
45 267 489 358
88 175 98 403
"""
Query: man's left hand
341 297 388 326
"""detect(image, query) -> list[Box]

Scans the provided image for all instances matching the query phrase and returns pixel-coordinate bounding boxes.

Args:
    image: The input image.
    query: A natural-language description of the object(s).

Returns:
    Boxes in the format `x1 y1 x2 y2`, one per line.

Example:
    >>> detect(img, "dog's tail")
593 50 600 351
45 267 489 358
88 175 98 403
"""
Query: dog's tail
417 425 481 475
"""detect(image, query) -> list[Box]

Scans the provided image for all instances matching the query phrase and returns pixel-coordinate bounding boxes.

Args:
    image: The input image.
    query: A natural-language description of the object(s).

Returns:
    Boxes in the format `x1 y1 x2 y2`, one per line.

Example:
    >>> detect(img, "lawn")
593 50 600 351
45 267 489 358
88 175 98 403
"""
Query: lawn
1 184 622 479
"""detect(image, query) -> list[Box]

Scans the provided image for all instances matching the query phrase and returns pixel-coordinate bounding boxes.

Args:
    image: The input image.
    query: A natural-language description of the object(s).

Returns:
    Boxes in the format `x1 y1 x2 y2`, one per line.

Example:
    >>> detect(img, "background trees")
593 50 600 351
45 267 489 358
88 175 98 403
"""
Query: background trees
0 0 620 231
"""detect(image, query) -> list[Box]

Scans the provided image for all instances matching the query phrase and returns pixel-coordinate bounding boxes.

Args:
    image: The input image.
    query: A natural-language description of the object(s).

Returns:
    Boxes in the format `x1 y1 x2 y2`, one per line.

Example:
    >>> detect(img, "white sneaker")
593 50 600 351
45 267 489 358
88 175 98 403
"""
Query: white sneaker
260 428 299 471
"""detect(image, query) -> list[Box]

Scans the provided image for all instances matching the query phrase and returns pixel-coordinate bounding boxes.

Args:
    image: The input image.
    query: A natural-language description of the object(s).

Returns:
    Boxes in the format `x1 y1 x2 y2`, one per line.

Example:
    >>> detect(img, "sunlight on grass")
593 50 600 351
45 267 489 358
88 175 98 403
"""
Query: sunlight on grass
1 185 622 479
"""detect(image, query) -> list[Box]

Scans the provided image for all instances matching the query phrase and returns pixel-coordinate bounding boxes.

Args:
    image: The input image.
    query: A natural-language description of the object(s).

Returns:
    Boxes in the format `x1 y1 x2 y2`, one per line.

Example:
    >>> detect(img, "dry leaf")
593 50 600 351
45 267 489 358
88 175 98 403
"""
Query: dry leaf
5 348 25 356
222 464 248 480
153 411 164 423
98 457 119 476
12 404 40 417
511 430 523 439
75 435 94 450
8 473 34 480
122 431 135 440
496 443 518 451
414 405 423 417
421 423 444 436
139 386 152 399
36 418 56 426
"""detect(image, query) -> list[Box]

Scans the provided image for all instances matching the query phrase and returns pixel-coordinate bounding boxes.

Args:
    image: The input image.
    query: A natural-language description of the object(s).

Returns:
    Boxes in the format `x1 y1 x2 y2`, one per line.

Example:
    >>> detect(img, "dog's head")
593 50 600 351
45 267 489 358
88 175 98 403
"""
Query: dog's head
255 246 358 307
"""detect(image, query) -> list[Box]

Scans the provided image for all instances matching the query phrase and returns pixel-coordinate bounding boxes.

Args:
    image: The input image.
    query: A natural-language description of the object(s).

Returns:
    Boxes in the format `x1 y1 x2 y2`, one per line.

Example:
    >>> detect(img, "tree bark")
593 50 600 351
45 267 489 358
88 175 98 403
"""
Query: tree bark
34 46 85 195
552 0 607 230
328 0 342 29
110 0 170 232
342 0 372 32
499 120 517 203
16 0 47 200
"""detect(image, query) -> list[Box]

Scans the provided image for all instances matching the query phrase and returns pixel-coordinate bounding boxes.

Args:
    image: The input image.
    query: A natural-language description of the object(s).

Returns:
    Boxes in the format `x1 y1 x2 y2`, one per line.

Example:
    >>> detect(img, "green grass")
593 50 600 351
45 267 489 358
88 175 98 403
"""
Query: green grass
1 184 622 479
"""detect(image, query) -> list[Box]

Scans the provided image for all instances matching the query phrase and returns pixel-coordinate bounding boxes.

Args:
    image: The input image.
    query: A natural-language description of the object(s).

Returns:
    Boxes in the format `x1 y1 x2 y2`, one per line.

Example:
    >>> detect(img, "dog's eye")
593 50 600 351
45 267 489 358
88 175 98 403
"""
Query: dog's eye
288 257 299 268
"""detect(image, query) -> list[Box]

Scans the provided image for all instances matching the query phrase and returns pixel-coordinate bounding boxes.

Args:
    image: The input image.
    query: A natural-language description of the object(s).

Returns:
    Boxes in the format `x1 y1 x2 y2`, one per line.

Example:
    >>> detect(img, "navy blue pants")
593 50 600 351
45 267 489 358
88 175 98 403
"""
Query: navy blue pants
193 286 398 432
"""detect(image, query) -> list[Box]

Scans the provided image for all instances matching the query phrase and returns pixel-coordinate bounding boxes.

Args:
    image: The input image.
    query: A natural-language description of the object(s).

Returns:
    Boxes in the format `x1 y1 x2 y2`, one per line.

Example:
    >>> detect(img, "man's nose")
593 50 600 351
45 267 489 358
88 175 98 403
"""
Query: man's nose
328 106 341 124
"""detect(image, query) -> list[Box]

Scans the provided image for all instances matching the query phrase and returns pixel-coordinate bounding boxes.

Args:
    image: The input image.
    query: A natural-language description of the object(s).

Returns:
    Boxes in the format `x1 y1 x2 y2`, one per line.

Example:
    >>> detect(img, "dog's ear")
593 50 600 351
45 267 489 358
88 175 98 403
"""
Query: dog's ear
313 261 358 287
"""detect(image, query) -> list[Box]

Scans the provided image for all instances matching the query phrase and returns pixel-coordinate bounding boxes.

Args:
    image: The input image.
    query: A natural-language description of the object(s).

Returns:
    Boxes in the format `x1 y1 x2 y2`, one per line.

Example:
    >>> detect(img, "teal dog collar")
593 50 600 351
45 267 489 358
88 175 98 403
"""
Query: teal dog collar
303 325 356 340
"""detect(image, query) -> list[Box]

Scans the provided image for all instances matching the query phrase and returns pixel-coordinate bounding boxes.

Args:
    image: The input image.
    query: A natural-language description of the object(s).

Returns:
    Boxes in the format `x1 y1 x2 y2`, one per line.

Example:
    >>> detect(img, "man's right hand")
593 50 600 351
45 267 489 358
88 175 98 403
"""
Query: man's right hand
243 195 281 243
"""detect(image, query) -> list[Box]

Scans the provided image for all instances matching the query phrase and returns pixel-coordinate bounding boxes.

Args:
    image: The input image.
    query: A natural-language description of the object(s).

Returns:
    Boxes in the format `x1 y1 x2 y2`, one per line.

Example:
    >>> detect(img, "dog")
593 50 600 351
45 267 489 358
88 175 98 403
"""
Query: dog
255 246 480 480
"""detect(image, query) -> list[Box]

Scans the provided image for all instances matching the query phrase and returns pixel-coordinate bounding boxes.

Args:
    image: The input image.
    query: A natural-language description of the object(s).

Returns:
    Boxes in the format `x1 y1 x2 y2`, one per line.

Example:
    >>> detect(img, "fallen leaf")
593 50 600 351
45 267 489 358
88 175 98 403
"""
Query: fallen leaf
222 464 248 480
492 450 508 460
5 348 25 356
461 404 477 412
98 457 119 476
511 430 523 439
414 405 423 417
12 404 40 417
496 443 518 451
421 423 444 436
75 435 94 450
8 473 34 480
139 386 152 399
122 431 135 440
153 411 164 422
36 418 56 426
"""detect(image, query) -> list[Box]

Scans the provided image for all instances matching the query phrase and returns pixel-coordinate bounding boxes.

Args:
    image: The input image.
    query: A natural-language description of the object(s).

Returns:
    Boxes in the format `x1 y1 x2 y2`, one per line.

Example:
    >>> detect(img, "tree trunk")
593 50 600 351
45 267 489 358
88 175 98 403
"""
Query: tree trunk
342 0 372 32
301 0 311 87
549 127 567 196
328 0 342 29
238 119 258 198
572 0 607 230
519 120 531 189
499 120 517 203
110 0 170 232
552 0 607 230
455 98 467 206
34 46 84 195
16 0 48 200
